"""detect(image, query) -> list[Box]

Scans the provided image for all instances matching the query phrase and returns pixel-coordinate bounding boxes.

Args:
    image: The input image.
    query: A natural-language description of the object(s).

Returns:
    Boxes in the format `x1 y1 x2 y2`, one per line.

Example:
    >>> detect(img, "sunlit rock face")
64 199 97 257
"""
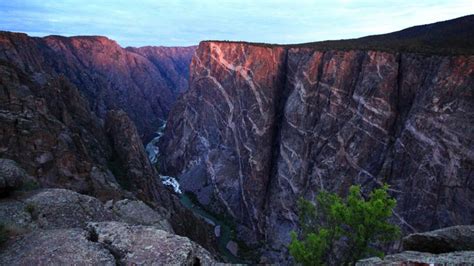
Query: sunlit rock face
160 42 288 241
161 41 474 258
0 32 195 142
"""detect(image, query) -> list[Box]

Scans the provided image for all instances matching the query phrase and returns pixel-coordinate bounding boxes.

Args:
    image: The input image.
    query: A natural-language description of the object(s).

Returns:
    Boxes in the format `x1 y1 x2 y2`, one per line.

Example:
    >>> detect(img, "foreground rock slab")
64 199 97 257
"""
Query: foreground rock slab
87 221 216 265
357 250 474 265
0 228 115 265
403 225 474 253
110 199 173 232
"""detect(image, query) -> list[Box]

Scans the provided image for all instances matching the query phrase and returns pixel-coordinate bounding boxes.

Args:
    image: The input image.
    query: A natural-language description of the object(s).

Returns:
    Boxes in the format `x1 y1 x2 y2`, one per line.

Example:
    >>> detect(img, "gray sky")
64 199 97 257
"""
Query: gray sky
0 0 472 47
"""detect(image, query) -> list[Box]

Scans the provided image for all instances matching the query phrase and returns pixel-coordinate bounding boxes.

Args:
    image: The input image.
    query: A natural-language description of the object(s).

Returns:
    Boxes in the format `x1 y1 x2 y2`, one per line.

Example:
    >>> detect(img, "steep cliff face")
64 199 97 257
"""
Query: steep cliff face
265 49 474 255
0 60 117 198
0 32 195 141
161 41 474 259
161 42 287 239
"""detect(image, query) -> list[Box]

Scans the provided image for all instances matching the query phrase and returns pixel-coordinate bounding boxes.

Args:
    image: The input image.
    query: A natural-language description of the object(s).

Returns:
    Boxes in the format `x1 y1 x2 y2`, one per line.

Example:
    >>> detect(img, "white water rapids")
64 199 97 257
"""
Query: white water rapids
145 122 182 194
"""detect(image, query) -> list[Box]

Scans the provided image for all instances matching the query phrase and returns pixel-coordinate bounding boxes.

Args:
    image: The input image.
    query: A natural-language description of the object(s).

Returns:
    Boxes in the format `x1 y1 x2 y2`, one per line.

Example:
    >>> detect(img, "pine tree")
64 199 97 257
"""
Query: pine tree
289 184 400 265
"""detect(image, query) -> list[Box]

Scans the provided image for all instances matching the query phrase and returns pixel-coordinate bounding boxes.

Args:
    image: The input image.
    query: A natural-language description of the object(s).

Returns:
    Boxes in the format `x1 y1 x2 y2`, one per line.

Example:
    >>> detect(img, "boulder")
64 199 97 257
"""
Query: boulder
0 228 115 265
111 199 173 232
403 225 474 253
87 221 216 265
0 159 29 194
226 240 239 257
25 189 116 229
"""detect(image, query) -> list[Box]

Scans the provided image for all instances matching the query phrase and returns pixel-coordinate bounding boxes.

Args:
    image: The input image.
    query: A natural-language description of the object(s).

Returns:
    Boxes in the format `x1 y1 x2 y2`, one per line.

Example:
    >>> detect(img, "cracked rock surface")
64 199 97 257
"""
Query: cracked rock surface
0 189 218 264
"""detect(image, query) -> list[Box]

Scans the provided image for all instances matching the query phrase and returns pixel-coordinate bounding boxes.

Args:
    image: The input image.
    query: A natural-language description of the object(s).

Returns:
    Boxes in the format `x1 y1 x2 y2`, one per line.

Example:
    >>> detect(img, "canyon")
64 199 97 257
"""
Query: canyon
0 15 473 264
0 32 196 142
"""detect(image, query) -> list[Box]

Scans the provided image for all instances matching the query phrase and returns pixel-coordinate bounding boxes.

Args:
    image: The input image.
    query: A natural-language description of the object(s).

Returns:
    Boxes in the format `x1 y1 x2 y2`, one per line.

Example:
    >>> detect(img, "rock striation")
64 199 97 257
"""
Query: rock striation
160 16 474 260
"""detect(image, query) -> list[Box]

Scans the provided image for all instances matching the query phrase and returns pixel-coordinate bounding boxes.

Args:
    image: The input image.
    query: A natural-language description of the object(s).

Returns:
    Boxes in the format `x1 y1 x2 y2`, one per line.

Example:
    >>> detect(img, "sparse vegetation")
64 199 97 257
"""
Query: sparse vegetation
24 203 37 219
289 184 400 265
19 179 39 191
0 224 8 245
107 152 131 190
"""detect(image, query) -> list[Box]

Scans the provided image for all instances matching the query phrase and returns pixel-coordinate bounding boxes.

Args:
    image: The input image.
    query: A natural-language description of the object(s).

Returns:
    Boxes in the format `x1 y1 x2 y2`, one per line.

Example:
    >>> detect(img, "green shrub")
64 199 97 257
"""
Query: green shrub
19 179 39 191
289 184 400 265
24 203 37 220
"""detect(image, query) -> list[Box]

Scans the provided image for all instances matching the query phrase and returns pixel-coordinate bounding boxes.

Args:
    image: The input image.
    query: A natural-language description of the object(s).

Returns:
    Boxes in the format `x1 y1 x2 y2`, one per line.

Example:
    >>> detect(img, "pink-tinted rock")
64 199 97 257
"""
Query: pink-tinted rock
0 32 195 142
161 40 474 261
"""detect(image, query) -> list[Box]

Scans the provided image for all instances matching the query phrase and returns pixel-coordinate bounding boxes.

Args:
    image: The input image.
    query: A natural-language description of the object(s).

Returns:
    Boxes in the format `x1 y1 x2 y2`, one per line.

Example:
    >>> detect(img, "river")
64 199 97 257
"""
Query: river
145 124 244 263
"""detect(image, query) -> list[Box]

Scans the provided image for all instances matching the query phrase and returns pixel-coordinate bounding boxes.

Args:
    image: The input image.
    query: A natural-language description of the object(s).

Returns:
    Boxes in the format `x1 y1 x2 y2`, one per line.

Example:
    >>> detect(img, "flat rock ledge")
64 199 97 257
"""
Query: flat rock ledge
357 251 474 265
357 225 474 265
403 225 474 253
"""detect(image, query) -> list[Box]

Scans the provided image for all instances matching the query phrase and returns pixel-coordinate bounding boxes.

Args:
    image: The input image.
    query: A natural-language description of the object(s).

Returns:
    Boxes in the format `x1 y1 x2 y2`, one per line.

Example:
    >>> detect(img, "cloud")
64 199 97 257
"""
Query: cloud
0 0 472 46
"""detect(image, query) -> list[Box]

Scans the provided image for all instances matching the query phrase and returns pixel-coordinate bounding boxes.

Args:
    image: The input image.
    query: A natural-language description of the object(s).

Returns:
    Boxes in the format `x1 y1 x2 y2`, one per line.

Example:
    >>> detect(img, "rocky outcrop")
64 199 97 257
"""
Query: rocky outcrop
87 221 216 265
0 189 113 232
0 58 173 202
0 225 216 266
0 32 195 141
22 189 115 230
0 188 217 264
0 61 123 199
109 199 173 232
105 110 162 202
160 18 474 261
403 225 474 254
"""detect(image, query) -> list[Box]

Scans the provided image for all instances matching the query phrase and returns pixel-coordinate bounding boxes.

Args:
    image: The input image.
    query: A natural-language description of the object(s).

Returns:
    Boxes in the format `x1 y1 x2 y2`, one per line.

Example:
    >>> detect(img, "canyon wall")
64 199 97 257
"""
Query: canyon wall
0 32 195 141
161 42 287 242
161 41 474 259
